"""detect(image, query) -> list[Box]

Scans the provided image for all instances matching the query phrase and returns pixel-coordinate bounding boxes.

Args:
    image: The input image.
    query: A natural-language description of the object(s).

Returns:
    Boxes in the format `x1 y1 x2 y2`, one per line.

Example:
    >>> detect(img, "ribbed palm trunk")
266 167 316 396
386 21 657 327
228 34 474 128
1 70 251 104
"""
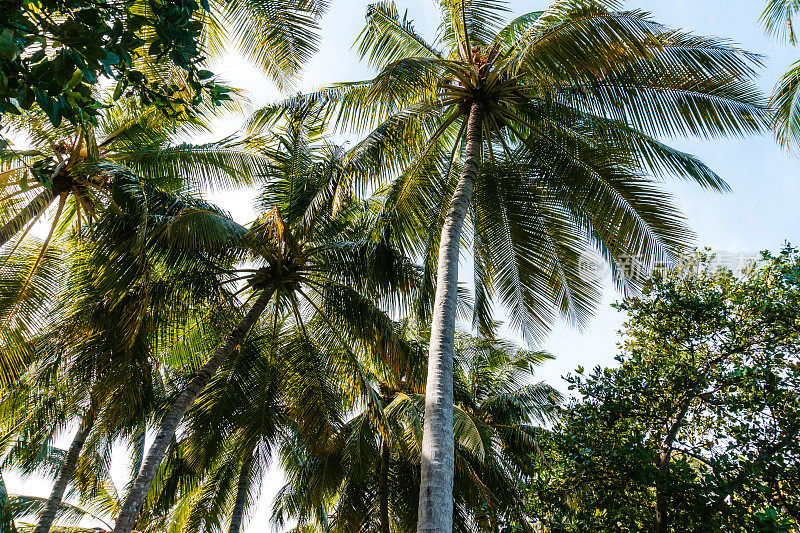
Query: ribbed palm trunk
113 288 275 533
0 189 55 247
227 451 254 533
33 408 95 533
417 102 484 533
379 437 390 533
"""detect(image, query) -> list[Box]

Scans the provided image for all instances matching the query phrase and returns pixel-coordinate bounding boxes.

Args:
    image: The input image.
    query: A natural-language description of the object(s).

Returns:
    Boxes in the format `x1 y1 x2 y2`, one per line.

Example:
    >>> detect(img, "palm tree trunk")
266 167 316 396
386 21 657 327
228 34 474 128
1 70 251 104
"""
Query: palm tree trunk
113 287 275 533
0 189 55 248
227 450 254 533
417 102 483 533
33 408 96 533
379 436 390 533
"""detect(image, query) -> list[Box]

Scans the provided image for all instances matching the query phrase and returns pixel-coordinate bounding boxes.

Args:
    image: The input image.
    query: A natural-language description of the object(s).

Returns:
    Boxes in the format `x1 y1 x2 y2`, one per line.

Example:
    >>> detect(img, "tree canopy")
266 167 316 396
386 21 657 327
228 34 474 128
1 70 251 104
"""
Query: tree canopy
526 248 800 532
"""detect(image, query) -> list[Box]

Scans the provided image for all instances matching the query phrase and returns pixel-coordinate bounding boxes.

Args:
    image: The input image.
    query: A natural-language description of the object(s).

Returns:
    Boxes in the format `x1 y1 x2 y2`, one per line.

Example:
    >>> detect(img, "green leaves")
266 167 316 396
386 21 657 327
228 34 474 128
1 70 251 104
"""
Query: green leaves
272 329 557 532
268 0 769 345
208 0 326 91
529 249 800 532
356 1 442 69
0 0 237 127
762 0 800 44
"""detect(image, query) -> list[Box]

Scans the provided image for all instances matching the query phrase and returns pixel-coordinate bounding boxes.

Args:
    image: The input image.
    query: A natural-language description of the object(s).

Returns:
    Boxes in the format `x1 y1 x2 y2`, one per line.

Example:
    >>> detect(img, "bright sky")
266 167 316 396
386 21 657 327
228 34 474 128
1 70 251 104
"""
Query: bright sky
7 0 800 531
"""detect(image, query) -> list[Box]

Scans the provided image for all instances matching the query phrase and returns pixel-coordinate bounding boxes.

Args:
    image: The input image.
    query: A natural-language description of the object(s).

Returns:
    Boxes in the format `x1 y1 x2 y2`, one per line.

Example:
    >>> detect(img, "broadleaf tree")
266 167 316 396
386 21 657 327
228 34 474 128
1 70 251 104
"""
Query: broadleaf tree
527 248 800 532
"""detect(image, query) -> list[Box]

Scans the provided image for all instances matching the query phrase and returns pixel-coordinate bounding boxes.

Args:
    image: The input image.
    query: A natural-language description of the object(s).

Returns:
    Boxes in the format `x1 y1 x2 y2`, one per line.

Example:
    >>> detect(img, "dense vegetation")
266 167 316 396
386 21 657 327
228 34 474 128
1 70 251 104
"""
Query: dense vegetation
0 0 797 532
527 249 800 532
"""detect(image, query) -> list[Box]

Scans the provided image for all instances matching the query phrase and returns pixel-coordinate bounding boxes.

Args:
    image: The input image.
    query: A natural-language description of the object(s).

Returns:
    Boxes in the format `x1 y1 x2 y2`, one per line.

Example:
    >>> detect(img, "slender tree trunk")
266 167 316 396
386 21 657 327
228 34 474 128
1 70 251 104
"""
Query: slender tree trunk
0 189 55 248
228 450 254 533
33 408 96 533
417 102 483 533
113 288 275 533
379 436 390 533
655 396 693 533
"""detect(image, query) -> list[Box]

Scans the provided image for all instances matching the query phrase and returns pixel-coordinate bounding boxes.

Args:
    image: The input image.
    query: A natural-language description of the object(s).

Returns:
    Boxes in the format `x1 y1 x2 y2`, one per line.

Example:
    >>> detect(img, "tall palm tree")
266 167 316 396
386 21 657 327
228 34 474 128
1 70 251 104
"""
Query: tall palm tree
112 111 418 533
0 172 244 533
273 330 558 533
260 1 771 528
761 0 800 147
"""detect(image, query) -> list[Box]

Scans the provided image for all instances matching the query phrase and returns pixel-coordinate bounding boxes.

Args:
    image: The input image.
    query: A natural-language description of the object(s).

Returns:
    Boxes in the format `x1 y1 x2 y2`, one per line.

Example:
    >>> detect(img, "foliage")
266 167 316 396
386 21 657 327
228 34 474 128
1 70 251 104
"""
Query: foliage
273 330 560 533
0 90 261 300
761 0 800 149
526 248 800 532
259 0 771 342
0 156 246 533
258 1 771 529
0 0 227 129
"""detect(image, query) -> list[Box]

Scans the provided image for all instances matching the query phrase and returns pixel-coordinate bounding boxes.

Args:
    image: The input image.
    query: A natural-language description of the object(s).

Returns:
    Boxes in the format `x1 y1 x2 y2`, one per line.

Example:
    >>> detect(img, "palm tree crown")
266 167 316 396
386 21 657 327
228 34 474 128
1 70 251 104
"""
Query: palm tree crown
261 1 771 530
274 330 559 533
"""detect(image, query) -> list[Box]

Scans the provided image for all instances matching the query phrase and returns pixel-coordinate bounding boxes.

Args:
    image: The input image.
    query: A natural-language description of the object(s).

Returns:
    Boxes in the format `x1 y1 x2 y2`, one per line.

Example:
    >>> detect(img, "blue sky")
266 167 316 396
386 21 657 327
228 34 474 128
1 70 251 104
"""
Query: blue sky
7 1 800 531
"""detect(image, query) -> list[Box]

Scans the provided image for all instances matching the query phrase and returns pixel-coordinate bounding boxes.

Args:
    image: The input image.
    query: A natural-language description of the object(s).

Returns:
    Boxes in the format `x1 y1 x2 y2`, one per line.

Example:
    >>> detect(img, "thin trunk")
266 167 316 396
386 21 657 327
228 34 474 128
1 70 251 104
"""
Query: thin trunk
417 102 483 533
0 189 55 248
228 451 254 533
655 396 693 533
379 436 390 533
113 288 275 533
33 408 96 533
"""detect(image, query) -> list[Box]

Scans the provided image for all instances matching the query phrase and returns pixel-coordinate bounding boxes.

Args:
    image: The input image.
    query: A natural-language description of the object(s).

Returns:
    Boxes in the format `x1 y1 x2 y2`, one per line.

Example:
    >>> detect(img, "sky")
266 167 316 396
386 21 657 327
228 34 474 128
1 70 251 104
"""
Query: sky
6 0 800 531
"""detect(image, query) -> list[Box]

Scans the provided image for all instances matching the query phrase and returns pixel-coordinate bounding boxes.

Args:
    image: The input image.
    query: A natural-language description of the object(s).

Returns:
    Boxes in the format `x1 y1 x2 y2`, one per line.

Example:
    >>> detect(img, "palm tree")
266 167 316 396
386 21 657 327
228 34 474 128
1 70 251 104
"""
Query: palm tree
112 111 418 533
761 0 800 147
0 173 244 533
260 1 771 528
139 316 363 533
273 329 558 533
0 95 261 264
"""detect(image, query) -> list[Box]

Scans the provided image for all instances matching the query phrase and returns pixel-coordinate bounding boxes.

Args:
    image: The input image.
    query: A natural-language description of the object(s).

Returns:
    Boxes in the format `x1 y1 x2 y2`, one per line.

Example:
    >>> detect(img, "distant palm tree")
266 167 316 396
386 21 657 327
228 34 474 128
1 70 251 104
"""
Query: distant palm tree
261 1 771 528
0 95 260 265
112 111 418 533
761 0 800 147
140 314 384 533
273 330 559 533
